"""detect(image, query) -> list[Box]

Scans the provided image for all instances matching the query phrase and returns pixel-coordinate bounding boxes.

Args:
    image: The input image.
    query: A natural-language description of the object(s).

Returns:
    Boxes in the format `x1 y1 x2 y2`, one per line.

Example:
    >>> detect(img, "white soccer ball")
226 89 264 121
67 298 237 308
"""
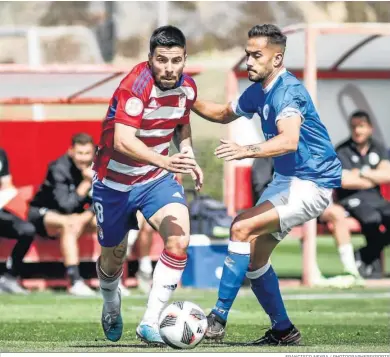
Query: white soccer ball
158 301 208 349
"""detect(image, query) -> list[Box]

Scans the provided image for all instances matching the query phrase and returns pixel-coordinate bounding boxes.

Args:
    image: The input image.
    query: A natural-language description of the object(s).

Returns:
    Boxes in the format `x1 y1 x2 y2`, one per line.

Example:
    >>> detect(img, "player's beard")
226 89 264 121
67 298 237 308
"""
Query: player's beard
151 67 180 91
157 78 177 90
248 70 266 83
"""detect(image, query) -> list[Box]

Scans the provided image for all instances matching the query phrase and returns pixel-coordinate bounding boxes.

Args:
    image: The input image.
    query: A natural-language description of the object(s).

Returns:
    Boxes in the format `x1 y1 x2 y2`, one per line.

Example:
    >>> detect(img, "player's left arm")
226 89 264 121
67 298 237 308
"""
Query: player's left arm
173 123 203 191
215 87 302 160
215 116 300 160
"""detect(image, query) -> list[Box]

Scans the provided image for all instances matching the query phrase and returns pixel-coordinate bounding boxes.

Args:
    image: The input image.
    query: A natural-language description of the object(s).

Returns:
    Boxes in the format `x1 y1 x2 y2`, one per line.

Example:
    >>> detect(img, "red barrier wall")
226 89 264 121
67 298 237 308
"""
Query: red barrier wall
0 121 102 187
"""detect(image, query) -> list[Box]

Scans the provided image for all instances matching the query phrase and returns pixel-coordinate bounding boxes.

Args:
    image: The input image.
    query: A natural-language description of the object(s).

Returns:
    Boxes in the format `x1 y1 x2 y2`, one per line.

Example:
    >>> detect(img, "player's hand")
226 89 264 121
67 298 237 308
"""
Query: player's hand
164 153 197 174
215 139 246 161
82 166 94 181
180 147 203 191
191 163 204 191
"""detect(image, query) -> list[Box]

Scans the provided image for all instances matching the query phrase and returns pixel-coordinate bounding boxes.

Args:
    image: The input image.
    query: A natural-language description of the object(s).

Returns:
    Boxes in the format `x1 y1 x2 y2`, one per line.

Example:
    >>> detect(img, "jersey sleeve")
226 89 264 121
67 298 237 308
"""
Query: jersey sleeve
181 76 198 125
231 83 260 119
114 88 145 128
272 85 307 124
0 148 10 178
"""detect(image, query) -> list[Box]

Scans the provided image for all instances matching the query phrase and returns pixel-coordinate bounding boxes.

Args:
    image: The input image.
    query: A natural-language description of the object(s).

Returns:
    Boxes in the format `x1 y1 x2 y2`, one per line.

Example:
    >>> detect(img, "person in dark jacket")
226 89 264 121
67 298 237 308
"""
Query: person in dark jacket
336 110 390 278
28 133 97 296
0 148 35 294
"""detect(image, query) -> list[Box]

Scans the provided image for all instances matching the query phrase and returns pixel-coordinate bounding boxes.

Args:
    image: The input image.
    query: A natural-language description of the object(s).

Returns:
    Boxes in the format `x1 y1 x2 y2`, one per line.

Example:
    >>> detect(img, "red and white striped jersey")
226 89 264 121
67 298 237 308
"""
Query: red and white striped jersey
93 61 197 192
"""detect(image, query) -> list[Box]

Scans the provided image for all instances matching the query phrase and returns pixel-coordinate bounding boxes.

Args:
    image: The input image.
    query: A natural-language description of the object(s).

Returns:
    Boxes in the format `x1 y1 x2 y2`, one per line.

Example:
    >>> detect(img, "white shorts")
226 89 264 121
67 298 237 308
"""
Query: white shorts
257 173 333 241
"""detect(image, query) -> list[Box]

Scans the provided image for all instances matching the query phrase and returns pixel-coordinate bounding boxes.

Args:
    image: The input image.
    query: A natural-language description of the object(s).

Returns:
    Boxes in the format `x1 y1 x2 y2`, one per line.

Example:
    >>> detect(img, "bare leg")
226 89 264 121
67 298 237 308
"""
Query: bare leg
135 212 154 294
96 234 129 342
321 204 360 276
44 210 95 293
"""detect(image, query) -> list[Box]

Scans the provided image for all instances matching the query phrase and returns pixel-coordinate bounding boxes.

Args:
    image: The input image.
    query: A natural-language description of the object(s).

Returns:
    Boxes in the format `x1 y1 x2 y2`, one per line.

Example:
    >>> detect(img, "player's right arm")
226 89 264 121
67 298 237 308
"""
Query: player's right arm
114 124 195 174
192 83 258 124
192 100 239 124
113 88 196 174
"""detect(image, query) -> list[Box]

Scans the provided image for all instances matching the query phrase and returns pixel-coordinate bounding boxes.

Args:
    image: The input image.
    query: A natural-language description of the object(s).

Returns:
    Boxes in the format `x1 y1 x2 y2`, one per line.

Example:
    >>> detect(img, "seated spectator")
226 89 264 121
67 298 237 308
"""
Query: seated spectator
252 156 363 285
336 110 390 278
0 148 35 294
28 133 97 296
134 212 154 294
319 203 363 285
118 213 154 297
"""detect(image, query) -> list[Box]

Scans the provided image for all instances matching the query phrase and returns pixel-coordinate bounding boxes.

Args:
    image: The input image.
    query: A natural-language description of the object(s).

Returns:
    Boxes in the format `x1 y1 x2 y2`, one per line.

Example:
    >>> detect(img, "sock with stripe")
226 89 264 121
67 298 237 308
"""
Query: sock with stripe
247 262 292 331
141 249 187 325
96 257 122 311
212 241 250 321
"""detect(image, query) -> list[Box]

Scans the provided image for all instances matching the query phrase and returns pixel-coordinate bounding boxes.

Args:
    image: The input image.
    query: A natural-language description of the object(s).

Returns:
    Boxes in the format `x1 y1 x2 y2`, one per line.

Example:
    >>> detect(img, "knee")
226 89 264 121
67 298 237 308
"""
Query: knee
99 257 121 276
63 217 84 238
230 219 251 242
328 205 346 223
100 252 126 275
20 222 36 239
144 223 155 235
165 235 189 256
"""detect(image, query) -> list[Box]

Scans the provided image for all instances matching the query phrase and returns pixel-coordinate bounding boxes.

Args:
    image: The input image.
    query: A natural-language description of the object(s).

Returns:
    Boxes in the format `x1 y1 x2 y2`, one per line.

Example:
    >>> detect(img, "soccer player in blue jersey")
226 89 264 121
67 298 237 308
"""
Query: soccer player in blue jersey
192 24 342 345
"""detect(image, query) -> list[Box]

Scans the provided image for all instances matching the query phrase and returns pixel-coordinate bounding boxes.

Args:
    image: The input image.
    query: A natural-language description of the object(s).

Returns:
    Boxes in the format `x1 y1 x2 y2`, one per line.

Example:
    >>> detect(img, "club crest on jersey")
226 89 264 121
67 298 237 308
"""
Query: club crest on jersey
263 104 270 120
368 152 380 166
179 93 186 108
125 97 143 116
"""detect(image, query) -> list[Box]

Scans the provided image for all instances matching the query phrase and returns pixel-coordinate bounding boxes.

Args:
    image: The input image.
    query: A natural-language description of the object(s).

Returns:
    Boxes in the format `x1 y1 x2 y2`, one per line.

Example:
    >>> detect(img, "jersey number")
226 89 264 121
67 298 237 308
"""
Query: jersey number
94 202 104 223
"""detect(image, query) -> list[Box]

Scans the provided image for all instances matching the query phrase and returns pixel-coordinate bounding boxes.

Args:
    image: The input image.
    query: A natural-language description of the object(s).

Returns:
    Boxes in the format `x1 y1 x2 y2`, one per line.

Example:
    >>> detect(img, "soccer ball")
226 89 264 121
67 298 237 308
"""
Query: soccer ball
158 301 208 349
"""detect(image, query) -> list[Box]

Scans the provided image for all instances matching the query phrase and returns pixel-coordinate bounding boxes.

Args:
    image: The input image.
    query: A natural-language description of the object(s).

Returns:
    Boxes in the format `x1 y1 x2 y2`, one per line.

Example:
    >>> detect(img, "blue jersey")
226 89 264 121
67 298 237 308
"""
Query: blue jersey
233 69 342 188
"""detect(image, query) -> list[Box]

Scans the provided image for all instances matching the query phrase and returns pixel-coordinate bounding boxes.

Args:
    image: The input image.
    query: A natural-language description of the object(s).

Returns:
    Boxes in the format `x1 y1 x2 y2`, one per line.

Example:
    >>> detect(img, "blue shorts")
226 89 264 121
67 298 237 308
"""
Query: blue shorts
92 173 187 247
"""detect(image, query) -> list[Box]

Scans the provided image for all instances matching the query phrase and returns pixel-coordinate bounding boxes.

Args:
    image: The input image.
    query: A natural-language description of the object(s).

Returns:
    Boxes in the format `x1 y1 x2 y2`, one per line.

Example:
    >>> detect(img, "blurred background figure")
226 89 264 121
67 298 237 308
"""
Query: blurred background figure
0 148 35 294
336 110 390 278
28 133 97 296
134 212 154 294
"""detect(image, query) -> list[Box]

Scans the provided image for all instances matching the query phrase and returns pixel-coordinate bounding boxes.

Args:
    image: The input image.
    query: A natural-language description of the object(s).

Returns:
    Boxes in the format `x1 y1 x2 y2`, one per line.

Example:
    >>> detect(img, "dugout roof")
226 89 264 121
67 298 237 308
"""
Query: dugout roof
0 65 203 104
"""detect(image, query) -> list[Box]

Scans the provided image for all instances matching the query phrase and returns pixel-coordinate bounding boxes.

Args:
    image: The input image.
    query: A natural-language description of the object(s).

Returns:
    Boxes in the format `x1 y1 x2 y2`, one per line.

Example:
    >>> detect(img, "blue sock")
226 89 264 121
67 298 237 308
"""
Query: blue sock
247 263 292 331
212 241 250 322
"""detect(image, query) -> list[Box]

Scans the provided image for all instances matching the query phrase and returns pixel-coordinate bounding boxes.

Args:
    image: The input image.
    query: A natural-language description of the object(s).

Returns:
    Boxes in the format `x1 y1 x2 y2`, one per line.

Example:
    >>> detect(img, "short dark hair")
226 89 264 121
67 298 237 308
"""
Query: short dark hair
248 24 287 50
350 110 371 125
71 133 94 146
149 25 186 54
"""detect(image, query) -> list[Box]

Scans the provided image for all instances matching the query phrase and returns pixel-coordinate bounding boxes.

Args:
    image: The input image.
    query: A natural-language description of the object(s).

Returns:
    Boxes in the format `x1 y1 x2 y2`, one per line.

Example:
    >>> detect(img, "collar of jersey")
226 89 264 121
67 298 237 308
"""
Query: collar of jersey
263 68 287 93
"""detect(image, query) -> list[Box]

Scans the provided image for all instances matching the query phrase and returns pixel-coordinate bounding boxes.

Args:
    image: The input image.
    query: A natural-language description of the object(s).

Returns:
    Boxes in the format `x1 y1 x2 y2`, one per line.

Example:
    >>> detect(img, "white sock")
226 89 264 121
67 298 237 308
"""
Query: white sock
338 243 359 275
141 249 187 325
139 256 153 275
312 260 323 280
96 259 122 310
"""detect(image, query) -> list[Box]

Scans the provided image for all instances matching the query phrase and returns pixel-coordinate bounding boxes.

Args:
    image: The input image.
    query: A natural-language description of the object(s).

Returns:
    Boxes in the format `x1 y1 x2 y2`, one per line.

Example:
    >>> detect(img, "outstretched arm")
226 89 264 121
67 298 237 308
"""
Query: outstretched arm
215 116 301 161
192 99 240 124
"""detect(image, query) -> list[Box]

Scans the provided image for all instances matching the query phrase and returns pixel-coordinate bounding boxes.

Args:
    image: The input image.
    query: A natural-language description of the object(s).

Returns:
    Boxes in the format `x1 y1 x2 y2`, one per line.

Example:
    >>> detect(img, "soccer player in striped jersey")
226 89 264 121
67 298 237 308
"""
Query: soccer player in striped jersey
92 26 203 344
